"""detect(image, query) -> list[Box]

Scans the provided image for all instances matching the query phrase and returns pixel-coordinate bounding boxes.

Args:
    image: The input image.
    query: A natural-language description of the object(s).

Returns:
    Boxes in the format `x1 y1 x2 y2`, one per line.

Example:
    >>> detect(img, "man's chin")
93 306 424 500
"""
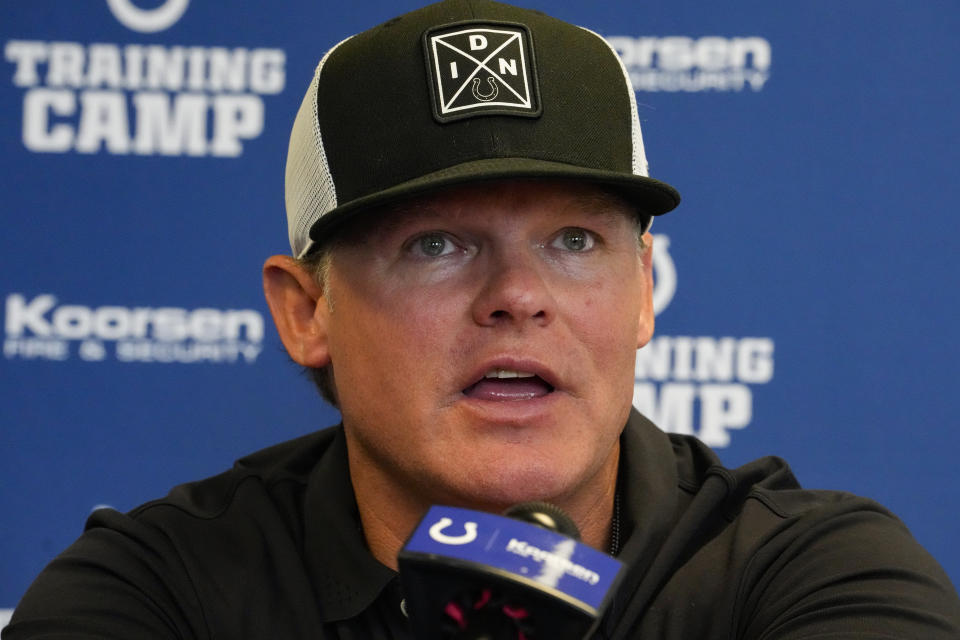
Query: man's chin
433 459 594 513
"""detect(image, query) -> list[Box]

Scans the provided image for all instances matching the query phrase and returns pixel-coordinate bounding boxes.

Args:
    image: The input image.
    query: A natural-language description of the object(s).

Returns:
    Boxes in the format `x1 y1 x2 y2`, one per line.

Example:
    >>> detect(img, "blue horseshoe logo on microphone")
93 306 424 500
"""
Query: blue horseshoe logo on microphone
429 517 478 545
471 77 499 102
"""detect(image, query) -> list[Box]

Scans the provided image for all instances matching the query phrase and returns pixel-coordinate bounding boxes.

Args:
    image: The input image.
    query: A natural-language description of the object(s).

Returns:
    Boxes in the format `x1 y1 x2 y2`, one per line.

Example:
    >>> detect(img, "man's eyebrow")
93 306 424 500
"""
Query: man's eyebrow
330 201 437 247
366 201 444 238
563 190 636 222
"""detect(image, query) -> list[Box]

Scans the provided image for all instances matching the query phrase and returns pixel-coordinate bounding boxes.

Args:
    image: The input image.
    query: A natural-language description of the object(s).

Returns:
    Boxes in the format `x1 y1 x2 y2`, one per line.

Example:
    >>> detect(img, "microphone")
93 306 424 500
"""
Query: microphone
398 502 624 639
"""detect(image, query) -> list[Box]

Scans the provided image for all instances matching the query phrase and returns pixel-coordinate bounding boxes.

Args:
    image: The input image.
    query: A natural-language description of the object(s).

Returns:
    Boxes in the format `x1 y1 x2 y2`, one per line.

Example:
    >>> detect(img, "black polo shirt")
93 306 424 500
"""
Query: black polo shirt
6 411 960 638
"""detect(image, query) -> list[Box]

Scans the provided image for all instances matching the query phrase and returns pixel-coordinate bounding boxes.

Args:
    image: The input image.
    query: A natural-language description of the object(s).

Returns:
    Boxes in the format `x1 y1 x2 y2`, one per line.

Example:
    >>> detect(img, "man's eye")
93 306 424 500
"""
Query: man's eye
410 232 456 258
552 228 595 252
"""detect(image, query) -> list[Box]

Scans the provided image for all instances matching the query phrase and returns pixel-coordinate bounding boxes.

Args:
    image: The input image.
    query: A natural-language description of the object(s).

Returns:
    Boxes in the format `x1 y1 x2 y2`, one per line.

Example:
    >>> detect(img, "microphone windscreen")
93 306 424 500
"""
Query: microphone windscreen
503 501 581 540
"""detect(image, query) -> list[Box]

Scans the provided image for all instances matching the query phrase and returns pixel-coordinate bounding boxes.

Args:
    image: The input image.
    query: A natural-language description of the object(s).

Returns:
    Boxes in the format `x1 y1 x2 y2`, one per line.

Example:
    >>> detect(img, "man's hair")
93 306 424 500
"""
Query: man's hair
294 188 650 408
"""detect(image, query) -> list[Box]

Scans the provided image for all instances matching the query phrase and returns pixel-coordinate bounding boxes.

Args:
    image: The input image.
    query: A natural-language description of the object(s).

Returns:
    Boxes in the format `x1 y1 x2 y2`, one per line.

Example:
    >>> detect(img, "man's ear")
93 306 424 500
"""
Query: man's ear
637 232 655 349
262 255 331 367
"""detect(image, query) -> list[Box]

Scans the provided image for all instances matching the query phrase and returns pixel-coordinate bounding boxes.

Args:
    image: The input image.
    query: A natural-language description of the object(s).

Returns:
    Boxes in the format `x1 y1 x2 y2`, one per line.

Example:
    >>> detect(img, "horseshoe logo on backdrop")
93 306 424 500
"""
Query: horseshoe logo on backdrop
471 77 499 102
429 517 478 545
651 234 677 316
106 0 190 33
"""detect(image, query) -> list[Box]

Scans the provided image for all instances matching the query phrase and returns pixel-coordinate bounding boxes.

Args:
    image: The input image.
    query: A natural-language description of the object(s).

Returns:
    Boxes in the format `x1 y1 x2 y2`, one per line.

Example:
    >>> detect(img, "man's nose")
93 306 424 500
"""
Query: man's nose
470 250 556 328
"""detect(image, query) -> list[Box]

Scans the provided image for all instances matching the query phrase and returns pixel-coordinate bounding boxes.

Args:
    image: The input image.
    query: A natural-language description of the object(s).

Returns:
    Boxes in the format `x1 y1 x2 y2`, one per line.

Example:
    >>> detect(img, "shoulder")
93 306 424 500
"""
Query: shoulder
5 427 345 640
124 426 339 525
664 426 881 524
663 428 945 580
660 432 960 638
617 417 960 637
83 425 348 569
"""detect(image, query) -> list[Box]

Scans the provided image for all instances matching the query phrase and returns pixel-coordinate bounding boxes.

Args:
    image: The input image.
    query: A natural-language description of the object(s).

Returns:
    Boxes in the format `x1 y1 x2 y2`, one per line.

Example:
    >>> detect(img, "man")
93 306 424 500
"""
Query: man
6 1 960 638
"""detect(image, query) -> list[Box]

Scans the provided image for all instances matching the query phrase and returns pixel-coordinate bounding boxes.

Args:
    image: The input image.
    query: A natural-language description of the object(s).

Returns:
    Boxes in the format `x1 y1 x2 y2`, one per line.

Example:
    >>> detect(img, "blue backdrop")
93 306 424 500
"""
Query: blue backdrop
3 0 958 623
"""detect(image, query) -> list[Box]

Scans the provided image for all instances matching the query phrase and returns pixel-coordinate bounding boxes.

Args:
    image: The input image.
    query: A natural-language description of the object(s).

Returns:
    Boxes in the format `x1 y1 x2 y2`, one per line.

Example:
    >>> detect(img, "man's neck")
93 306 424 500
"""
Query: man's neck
346 438 621 570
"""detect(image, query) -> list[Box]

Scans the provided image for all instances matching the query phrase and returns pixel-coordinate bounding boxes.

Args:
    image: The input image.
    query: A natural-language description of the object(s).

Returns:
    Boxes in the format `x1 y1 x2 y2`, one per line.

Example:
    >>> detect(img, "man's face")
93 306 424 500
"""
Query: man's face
325 180 654 510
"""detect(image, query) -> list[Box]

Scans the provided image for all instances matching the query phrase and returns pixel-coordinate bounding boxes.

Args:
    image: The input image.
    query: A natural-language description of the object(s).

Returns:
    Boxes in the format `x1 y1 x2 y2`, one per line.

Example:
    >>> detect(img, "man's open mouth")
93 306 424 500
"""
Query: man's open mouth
462 369 555 401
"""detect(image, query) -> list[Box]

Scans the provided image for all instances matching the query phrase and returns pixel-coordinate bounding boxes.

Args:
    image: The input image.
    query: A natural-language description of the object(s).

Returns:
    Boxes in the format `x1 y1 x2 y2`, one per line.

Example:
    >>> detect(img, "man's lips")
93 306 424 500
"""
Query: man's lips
461 363 558 401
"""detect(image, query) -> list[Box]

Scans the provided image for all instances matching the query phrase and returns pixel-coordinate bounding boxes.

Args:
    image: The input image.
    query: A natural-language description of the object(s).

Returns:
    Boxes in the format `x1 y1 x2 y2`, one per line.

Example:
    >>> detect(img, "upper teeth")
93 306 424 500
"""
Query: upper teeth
484 369 536 379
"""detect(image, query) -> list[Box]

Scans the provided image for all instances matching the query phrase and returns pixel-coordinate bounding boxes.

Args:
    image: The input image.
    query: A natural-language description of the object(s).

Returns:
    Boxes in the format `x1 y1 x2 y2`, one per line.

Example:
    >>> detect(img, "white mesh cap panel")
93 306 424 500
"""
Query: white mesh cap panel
580 26 650 179
285 36 353 258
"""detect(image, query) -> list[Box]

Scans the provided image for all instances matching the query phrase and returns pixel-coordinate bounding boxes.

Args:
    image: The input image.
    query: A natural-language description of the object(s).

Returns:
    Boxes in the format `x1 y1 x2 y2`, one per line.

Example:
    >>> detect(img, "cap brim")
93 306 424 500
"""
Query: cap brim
305 157 680 253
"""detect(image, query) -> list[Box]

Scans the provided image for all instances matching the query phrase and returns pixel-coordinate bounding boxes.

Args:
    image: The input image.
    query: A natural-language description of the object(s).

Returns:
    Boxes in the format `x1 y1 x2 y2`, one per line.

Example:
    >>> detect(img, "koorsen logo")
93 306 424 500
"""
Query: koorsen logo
105 0 190 33
607 35 771 93
3 293 264 364
638 235 776 447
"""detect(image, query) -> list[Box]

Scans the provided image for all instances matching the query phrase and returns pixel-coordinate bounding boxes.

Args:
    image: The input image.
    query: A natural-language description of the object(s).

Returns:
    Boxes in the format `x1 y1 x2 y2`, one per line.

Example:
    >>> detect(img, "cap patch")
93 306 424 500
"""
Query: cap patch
423 21 541 123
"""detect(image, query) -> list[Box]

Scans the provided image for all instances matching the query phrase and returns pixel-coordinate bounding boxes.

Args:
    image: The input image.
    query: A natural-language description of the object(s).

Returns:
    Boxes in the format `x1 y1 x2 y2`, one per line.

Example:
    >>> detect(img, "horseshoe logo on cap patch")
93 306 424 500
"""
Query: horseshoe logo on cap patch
471 77 499 102
424 21 542 123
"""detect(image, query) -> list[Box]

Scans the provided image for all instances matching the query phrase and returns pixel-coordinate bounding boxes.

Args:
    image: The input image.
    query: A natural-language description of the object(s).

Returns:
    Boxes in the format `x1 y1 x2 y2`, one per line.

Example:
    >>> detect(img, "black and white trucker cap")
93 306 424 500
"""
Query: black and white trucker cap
285 0 681 258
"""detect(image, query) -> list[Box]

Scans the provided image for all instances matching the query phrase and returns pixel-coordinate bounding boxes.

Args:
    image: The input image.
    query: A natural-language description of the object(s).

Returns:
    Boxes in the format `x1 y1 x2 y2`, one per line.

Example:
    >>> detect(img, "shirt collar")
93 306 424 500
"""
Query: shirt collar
303 425 397 622
617 409 684 573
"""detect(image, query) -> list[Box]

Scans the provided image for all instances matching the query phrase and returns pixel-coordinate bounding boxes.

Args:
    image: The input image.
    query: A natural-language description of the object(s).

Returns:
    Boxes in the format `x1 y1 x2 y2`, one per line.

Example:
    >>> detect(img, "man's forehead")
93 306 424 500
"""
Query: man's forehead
335 180 638 242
